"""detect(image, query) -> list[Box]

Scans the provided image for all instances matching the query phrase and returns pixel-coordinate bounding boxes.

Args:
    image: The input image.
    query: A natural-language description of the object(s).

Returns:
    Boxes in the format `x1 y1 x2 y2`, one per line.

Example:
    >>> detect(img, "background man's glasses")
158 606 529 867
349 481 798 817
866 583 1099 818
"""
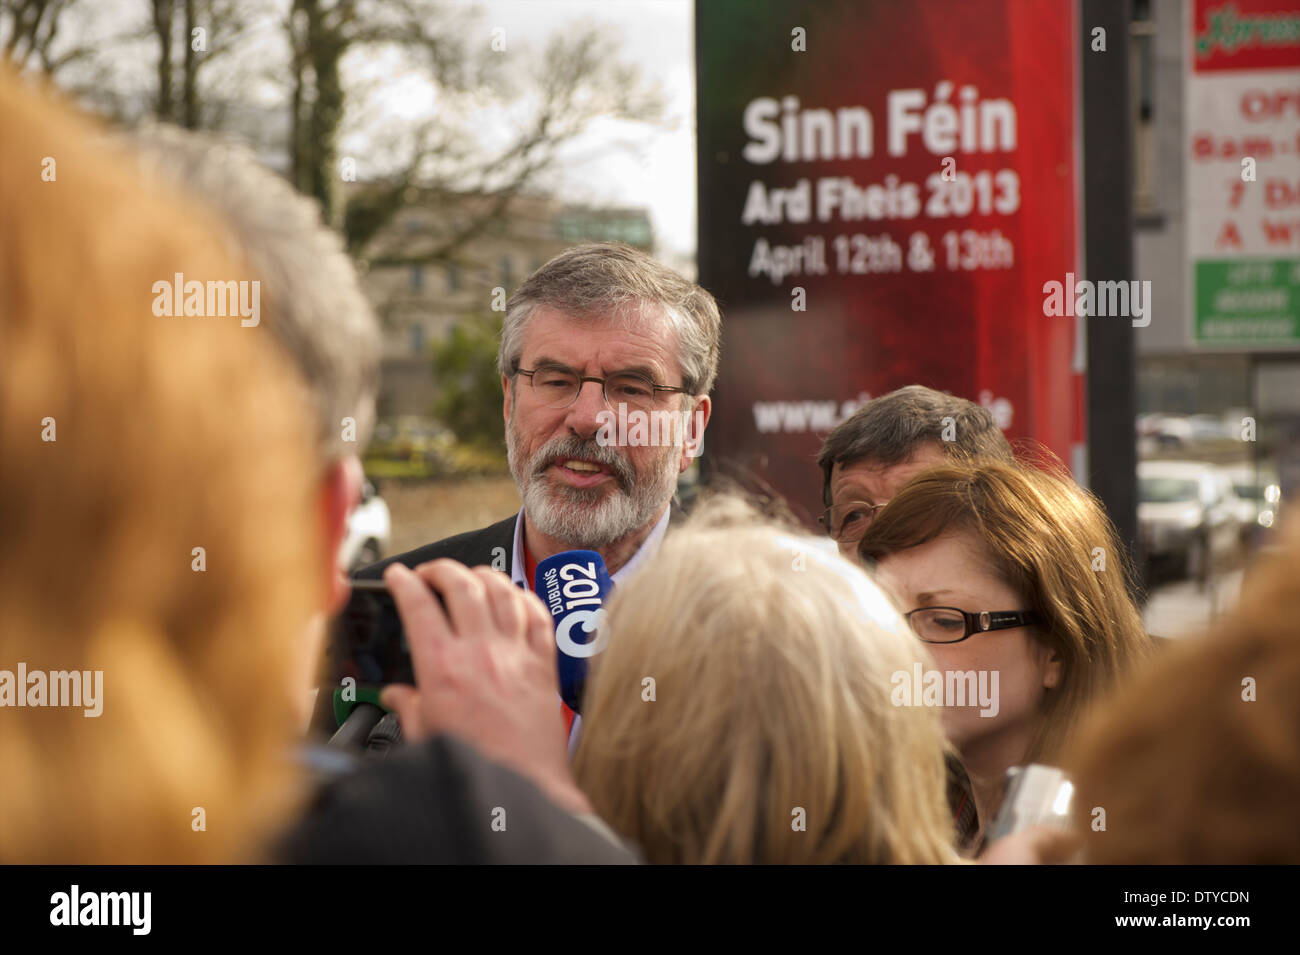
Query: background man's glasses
904 607 1042 644
515 364 689 411
819 500 887 544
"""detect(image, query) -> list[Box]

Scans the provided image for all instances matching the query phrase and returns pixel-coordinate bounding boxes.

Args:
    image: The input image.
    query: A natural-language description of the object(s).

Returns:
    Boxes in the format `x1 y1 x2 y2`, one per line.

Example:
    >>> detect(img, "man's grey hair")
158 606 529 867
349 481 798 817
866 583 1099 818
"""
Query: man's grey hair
498 243 721 395
131 124 380 463
817 385 1015 505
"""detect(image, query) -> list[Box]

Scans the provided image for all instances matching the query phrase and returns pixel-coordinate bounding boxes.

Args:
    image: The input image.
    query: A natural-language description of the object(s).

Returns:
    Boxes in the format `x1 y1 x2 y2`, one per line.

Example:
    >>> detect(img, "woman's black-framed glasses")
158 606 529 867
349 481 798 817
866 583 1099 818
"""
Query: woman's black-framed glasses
818 501 887 544
904 607 1042 644
515 363 690 411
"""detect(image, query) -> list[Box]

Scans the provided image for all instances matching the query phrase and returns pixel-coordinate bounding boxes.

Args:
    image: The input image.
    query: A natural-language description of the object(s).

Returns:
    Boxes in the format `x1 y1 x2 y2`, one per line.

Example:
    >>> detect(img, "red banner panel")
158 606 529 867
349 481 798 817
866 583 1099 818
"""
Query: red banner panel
696 0 1083 523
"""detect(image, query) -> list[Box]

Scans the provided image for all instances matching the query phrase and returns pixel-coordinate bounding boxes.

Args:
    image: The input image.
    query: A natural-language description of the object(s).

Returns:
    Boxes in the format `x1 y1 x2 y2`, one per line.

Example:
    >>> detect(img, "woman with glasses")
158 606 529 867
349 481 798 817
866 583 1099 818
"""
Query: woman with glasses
858 461 1154 854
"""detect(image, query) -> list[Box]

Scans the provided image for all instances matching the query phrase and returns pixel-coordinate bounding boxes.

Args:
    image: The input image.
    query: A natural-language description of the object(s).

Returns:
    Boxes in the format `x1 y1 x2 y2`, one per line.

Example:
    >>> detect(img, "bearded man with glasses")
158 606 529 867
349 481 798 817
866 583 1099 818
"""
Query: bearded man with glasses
357 242 721 741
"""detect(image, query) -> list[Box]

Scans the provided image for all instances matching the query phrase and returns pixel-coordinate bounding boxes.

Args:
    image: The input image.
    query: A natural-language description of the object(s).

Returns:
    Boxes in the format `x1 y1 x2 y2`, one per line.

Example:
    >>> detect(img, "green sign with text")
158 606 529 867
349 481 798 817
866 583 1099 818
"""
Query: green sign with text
1193 259 1300 347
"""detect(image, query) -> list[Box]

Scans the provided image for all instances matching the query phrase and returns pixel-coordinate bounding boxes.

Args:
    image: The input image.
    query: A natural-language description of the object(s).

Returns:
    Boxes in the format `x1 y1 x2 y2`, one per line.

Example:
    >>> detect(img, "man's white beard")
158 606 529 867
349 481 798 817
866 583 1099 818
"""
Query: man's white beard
507 416 679 550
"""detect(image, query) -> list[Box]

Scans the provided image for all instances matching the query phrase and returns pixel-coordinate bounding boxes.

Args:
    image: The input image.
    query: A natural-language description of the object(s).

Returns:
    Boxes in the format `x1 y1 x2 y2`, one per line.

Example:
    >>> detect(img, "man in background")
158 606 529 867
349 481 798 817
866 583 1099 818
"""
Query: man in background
817 385 1015 561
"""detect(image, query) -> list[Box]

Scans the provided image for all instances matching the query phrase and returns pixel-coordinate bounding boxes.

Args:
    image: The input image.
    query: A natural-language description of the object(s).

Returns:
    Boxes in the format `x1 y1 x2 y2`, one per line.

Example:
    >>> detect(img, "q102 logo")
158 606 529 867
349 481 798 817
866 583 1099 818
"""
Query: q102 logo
539 556 611 659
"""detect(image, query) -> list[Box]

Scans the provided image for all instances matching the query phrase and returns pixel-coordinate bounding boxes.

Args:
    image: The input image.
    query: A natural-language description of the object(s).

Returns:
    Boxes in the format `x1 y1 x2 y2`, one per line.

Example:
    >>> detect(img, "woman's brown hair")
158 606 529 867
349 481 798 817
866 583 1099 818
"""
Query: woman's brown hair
0 69 320 862
859 461 1154 763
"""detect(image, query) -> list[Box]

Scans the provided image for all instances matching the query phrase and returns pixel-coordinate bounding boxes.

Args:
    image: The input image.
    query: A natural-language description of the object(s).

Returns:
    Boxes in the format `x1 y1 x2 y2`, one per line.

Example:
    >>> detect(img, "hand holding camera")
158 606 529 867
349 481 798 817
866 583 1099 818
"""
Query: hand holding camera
379 559 592 817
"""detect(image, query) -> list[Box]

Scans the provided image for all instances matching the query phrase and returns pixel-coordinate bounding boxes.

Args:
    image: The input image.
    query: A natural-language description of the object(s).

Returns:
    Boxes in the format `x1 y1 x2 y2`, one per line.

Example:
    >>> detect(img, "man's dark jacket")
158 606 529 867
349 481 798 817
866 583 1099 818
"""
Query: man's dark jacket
356 501 686 580
355 514 518 579
277 734 638 864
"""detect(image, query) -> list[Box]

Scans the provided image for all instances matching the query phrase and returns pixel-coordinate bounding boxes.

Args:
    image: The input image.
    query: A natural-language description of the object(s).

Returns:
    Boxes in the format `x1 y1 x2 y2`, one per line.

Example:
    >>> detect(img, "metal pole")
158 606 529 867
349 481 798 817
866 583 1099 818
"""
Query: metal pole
1081 0 1141 597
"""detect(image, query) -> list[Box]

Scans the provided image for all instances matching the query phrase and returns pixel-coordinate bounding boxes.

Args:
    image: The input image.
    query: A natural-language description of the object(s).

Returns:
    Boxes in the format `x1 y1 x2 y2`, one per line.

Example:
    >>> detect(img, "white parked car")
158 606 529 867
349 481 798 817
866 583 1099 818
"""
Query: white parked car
1188 414 1228 442
340 480 391 572
1219 465 1282 541
1138 460 1241 580
1150 415 1194 450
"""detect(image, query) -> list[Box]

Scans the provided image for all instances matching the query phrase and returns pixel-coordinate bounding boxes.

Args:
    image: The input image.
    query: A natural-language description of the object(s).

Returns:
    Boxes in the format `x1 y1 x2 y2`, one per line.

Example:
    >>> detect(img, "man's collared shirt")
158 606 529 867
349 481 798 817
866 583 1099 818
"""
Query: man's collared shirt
508 505 672 752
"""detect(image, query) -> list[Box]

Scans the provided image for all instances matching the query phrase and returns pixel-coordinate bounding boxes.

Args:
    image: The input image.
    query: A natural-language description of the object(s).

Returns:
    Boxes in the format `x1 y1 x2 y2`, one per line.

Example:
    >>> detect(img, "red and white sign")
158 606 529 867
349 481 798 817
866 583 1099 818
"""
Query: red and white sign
697 0 1083 520
1186 0 1300 349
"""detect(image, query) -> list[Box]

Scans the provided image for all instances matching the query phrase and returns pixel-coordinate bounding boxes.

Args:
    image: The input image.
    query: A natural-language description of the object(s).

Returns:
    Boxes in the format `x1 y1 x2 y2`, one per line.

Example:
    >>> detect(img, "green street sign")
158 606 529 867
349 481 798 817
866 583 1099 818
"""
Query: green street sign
1193 258 1300 347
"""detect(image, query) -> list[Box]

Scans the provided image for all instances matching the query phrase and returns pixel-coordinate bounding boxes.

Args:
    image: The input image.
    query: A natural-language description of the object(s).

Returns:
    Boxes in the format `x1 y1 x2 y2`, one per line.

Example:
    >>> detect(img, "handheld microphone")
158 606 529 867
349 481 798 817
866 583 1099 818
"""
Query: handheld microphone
533 550 614 713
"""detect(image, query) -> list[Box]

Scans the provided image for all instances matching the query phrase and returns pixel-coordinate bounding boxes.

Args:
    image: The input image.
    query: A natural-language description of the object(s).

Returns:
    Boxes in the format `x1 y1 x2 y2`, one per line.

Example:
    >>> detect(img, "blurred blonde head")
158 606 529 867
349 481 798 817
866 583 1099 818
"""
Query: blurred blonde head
0 69 320 862
572 496 958 864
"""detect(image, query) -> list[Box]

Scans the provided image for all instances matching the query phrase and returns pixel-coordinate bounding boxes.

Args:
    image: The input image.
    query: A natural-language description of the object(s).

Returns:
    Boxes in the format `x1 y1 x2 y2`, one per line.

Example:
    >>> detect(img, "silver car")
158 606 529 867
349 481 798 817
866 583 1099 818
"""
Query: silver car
1220 464 1282 544
1138 460 1241 581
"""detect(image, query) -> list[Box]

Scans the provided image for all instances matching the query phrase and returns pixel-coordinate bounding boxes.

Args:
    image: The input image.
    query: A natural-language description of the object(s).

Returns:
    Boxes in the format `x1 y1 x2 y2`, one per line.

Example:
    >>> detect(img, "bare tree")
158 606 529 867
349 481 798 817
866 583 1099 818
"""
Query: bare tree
148 0 255 128
150 0 174 119
364 24 663 268
284 0 663 253
12 0 667 268
286 0 487 228
181 0 198 125
0 0 88 73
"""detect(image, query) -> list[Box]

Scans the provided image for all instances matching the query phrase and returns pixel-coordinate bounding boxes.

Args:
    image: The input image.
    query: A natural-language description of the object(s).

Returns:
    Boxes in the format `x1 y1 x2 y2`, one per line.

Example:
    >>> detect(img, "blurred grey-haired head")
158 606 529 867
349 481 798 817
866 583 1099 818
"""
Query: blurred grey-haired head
498 242 721 396
130 124 380 464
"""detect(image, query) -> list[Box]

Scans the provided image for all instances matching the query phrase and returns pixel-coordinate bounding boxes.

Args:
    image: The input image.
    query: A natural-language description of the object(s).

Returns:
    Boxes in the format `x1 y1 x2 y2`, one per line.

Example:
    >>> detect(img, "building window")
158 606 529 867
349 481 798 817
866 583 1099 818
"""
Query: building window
446 262 461 293
409 264 424 293
500 256 513 291
410 322 426 355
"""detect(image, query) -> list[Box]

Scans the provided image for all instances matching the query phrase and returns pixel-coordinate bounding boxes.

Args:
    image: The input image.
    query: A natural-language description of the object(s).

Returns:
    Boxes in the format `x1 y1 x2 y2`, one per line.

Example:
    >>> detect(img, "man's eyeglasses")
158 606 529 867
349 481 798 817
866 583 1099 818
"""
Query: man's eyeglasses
903 607 1042 644
515 364 690 411
818 501 887 544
